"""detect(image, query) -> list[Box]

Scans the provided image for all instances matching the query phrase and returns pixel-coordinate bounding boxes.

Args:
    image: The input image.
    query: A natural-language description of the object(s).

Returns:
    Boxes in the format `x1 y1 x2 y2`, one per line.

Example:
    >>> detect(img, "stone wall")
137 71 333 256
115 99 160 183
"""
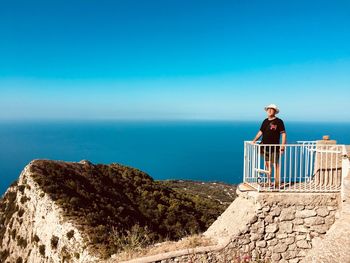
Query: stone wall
222 195 338 263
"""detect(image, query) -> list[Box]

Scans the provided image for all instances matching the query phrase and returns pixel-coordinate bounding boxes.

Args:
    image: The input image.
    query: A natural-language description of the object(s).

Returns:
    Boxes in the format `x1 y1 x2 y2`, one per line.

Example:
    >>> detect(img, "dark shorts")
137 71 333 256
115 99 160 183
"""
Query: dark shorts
260 146 280 163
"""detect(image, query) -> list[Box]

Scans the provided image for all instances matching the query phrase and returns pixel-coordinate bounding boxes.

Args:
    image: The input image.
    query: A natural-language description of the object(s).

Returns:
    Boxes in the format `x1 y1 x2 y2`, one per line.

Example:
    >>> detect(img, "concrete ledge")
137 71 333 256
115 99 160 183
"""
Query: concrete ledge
256 192 340 207
120 244 226 263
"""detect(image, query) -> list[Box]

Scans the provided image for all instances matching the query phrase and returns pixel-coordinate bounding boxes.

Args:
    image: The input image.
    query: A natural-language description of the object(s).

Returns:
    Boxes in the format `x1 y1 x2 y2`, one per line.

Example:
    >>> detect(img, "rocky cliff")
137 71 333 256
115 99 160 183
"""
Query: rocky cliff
0 161 95 263
0 160 234 263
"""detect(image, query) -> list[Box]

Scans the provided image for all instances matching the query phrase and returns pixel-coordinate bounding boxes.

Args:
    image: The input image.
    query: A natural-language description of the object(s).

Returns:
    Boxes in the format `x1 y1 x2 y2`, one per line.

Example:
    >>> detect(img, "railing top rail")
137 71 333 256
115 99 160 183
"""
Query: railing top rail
244 141 345 147
296 141 317 145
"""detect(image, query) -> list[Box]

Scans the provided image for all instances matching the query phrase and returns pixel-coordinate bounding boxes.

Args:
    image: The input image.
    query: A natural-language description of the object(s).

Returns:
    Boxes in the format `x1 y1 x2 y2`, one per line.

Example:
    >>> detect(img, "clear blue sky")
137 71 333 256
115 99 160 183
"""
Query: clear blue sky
1 0 349 121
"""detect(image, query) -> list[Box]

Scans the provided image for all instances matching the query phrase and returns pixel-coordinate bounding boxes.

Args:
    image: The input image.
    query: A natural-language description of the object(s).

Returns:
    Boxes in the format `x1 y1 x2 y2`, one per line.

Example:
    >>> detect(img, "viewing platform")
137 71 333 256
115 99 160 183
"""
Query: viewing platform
240 136 349 193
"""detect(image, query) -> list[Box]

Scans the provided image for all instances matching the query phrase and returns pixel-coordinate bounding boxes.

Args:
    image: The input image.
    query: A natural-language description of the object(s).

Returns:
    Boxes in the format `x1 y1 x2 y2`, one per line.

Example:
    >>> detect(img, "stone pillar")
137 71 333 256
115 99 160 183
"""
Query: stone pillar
314 136 342 189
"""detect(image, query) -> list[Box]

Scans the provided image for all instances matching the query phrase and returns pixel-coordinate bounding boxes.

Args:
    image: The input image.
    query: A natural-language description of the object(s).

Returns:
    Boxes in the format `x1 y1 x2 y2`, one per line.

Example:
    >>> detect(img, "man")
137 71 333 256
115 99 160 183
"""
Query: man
252 104 286 188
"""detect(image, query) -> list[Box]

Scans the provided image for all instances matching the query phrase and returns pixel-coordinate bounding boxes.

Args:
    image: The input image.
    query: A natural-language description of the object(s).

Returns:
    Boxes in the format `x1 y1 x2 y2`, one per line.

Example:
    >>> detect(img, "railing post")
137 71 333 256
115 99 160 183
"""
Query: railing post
243 141 247 183
257 143 260 184
341 145 349 203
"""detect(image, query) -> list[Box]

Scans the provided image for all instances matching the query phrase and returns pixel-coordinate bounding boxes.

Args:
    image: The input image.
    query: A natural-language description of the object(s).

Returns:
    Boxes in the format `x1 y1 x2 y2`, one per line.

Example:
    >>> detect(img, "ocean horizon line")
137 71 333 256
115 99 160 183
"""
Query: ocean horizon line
1 118 350 124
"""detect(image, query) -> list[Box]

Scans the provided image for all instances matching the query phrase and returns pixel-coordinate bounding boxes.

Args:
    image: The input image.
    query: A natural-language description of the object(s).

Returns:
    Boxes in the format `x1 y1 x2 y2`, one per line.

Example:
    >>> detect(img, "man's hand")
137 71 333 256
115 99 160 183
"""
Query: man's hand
252 131 262 144
280 146 285 154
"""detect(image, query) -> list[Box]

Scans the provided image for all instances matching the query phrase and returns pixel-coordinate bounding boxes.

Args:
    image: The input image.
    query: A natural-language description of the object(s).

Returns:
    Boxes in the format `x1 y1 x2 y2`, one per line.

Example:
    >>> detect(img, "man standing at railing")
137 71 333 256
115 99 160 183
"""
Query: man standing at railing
252 104 287 188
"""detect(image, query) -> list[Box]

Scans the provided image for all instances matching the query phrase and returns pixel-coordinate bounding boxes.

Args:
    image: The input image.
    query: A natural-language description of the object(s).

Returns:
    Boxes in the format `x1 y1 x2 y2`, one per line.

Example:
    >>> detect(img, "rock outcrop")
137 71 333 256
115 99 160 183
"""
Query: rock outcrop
0 161 97 263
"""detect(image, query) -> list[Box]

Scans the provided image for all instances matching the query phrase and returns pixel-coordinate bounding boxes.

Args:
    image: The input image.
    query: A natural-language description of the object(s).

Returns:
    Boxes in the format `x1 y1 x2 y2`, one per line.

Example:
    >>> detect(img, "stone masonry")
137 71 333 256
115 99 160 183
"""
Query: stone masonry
221 193 338 263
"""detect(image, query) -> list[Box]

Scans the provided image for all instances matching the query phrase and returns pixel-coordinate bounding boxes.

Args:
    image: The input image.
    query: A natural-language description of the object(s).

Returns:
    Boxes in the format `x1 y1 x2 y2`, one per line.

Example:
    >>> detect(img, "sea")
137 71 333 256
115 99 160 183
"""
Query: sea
1 120 350 195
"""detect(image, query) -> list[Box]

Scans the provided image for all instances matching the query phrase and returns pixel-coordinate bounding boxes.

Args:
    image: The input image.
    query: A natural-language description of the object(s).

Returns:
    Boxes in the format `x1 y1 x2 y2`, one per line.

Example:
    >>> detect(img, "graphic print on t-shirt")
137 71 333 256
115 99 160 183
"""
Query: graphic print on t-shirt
270 124 277 131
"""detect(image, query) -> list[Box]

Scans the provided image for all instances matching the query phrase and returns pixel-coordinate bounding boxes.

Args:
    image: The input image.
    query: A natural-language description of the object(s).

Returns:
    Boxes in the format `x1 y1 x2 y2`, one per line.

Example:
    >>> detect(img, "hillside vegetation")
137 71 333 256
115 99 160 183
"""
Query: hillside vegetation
13 160 235 258
159 180 236 206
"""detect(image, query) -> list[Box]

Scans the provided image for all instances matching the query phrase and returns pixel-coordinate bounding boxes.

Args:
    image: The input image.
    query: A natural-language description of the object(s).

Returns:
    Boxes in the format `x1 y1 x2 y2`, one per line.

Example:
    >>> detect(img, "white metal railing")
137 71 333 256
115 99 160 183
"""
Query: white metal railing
243 141 347 192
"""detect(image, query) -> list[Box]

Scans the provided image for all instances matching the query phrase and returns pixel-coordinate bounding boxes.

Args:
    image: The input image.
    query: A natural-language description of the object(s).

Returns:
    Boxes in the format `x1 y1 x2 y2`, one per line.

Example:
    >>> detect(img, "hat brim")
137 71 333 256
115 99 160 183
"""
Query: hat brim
264 107 279 114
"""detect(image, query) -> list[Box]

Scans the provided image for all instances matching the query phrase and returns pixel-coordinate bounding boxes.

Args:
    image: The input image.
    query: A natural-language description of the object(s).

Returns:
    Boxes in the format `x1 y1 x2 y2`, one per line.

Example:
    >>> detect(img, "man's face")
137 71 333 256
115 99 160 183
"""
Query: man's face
267 108 276 118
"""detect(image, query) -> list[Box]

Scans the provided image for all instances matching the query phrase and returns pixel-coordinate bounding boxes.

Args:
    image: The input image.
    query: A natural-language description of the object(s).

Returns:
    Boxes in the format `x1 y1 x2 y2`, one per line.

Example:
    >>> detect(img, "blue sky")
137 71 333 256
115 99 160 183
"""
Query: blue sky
0 0 349 121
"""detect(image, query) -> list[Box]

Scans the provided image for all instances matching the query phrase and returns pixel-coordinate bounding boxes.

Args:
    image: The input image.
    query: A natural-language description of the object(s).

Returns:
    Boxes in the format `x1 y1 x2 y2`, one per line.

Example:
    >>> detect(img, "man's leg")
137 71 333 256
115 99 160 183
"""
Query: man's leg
274 162 280 188
265 161 272 185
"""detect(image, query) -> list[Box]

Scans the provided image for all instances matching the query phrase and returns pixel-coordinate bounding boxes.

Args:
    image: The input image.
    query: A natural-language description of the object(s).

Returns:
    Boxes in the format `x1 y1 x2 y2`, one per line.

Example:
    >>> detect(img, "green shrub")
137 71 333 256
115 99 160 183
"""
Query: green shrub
33 234 40 243
66 230 74 240
20 196 30 204
39 245 45 256
110 224 152 254
11 229 16 240
17 208 25 217
16 236 27 248
51 235 59 249
0 250 10 262
61 246 71 261
18 185 25 193
0 190 18 244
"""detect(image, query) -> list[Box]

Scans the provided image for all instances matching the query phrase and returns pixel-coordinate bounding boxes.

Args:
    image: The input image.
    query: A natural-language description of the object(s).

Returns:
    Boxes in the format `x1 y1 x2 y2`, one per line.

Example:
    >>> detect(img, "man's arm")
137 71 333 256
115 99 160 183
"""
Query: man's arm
252 130 262 143
280 132 287 153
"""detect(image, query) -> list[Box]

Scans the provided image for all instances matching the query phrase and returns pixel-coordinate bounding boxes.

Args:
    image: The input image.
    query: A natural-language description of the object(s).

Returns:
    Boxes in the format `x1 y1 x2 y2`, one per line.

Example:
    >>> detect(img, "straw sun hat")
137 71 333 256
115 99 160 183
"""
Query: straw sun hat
264 104 280 114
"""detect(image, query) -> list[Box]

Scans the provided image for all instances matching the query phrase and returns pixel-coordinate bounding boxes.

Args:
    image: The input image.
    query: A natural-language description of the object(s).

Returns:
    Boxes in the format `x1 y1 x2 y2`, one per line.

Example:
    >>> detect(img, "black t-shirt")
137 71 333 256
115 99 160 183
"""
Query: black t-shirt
260 117 285 144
